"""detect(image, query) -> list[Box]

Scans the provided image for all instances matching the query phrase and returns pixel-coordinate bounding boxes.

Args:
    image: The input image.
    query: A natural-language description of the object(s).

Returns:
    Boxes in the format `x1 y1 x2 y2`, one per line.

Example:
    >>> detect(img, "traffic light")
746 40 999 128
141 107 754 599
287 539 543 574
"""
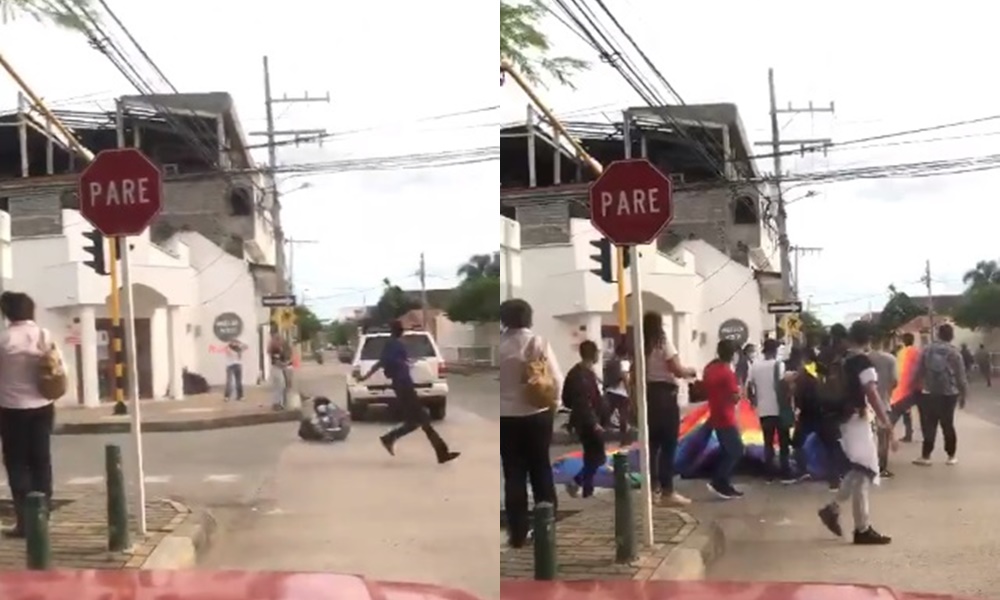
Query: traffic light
590 238 633 283
590 238 613 283
82 229 107 275
82 231 122 276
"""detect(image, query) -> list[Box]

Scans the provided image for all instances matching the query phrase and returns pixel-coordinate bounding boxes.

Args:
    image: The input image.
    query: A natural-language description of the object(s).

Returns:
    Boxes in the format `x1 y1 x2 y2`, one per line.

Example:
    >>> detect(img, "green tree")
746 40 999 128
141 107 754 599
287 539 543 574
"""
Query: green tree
799 311 825 339
501 0 588 88
954 284 1000 330
447 276 501 324
368 278 420 326
876 285 924 339
962 259 1000 290
324 320 356 346
294 305 323 342
1 0 95 30
457 252 501 280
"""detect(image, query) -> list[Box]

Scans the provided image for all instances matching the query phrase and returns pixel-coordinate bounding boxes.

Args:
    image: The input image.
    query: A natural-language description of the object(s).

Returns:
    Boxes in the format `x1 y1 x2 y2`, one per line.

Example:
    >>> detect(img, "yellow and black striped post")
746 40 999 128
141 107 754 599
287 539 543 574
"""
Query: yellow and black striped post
108 236 127 416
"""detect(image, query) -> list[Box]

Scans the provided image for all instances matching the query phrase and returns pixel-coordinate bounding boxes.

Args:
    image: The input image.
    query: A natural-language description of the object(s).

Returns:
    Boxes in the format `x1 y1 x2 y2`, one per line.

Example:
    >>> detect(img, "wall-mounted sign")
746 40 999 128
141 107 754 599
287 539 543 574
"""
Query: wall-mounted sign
213 312 244 342
718 318 750 349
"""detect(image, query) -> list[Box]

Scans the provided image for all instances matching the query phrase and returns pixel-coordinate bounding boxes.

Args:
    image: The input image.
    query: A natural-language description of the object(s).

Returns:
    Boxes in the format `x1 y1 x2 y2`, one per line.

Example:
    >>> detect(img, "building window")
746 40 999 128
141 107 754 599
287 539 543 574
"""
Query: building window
228 187 253 216
733 196 757 225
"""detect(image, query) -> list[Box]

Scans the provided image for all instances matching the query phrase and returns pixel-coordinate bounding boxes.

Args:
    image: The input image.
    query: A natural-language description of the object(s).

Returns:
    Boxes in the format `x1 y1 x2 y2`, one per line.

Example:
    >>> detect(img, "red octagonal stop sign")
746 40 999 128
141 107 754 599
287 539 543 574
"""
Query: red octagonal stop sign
78 148 163 236
589 159 673 245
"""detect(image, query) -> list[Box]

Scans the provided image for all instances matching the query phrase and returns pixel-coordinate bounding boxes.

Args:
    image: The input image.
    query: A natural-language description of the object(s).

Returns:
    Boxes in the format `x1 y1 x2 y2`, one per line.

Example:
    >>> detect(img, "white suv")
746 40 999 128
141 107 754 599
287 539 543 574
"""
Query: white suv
346 329 449 421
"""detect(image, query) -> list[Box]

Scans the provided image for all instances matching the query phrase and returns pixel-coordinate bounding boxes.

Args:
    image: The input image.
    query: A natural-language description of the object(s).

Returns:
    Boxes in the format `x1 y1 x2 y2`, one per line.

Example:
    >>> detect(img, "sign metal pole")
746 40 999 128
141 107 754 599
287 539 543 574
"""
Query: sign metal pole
623 110 654 547
119 240 147 535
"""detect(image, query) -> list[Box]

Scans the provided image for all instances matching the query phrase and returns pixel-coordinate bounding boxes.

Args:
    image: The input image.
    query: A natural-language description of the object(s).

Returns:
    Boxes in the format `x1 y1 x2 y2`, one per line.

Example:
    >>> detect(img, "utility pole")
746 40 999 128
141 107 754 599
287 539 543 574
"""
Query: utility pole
790 245 823 299
419 252 429 330
285 237 318 298
922 259 936 340
756 68 834 300
250 55 330 294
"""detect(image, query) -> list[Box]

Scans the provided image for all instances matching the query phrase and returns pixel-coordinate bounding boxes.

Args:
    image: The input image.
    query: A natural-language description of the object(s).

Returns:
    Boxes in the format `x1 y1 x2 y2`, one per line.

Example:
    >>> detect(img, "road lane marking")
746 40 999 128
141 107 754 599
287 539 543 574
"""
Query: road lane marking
66 476 104 486
203 474 241 483
144 475 171 484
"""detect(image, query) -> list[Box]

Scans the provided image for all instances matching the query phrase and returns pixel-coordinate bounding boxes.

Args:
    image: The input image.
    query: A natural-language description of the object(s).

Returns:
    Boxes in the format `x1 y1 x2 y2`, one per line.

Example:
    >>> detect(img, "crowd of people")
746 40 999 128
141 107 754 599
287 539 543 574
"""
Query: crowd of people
499 296 972 549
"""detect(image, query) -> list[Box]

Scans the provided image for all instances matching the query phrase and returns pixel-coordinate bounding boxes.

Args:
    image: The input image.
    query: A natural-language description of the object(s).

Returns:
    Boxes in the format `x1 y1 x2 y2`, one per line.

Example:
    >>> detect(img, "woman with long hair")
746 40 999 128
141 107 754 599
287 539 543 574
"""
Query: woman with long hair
642 311 697 506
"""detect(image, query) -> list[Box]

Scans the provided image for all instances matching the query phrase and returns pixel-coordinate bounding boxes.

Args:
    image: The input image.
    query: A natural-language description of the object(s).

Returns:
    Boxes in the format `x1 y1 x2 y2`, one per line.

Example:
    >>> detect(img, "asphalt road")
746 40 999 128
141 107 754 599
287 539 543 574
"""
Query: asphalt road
203 369 500 599
704 386 1000 598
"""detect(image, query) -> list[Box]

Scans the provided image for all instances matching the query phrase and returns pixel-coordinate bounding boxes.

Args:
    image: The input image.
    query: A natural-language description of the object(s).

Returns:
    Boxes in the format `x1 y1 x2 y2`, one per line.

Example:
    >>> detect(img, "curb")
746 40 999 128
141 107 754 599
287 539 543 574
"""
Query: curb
651 511 725 580
54 409 303 435
141 499 218 569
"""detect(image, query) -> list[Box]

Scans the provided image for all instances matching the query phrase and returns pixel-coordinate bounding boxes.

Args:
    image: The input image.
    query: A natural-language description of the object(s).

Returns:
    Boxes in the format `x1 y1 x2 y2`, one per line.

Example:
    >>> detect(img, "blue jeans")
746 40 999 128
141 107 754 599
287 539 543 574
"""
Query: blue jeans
224 364 243 400
712 426 744 491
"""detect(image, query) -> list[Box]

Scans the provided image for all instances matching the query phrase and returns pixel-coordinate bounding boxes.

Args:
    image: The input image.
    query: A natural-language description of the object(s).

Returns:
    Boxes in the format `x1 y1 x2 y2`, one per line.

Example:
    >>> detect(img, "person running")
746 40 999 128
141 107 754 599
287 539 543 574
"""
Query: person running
817 320 895 545
564 340 606 498
359 320 460 465
603 339 632 443
975 344 992 387
748 338 795 483
704 339 744 499
498 299 563 548
867 343 898 478
790 347 846 490
643 311 698 507
960 343 975 375
912 324 968 466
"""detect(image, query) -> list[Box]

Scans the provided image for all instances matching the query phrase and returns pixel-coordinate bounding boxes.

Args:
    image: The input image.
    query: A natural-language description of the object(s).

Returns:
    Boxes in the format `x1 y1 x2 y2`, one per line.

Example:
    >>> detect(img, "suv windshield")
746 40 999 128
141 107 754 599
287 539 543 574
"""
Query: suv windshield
359 335 437 361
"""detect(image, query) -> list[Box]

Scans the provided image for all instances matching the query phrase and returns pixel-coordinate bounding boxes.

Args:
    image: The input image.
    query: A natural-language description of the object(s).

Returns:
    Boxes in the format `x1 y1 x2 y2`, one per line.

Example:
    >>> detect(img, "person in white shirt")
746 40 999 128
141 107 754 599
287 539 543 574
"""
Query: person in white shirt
499 299 564 549
643 311 698 507
603 339 632 443
0 292 61 538
748 338 795 483
224 339 247 401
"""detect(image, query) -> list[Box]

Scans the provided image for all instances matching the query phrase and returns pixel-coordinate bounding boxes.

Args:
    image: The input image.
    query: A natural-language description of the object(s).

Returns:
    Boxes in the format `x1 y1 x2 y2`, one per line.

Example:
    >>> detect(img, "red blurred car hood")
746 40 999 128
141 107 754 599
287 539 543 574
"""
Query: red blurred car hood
0 570 482 600
500 581 974 600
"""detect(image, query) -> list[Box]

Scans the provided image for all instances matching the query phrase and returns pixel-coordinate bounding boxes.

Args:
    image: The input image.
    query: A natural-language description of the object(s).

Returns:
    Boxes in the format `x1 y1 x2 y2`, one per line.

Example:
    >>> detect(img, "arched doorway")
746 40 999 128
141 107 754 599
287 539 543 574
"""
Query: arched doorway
100 284 169 399
606 291 677 352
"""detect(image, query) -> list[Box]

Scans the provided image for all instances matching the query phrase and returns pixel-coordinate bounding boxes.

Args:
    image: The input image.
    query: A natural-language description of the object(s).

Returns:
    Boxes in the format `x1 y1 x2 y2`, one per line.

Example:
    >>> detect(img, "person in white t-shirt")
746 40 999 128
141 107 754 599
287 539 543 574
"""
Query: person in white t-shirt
747 338 795 483
224 339 247 401
603 339 632 443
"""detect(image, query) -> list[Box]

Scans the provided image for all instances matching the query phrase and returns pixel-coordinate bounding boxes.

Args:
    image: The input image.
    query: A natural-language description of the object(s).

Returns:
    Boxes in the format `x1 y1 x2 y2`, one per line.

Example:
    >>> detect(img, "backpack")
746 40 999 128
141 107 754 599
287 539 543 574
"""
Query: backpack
524 337 558 410
36 329 67 401
923 344 954 395
815 353 850 417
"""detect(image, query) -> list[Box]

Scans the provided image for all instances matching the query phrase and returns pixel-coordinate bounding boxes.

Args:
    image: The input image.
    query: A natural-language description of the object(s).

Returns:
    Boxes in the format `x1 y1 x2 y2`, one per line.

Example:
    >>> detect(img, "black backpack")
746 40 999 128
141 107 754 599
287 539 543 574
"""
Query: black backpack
815 353 851 419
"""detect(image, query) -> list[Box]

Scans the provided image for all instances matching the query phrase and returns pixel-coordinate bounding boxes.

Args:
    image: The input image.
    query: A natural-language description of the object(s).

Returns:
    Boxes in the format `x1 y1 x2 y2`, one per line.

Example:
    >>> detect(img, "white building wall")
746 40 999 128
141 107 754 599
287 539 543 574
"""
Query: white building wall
521 218 701 379
682 239 767 367
500 216 522 300
178 232 267 387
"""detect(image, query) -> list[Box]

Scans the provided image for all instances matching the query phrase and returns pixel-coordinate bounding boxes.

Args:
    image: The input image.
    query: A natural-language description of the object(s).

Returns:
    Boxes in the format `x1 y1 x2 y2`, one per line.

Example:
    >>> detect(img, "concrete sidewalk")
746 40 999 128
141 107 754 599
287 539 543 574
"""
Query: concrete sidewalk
500 491 721 582
0 491 214 569
54 387 303 434
700 404 1000 599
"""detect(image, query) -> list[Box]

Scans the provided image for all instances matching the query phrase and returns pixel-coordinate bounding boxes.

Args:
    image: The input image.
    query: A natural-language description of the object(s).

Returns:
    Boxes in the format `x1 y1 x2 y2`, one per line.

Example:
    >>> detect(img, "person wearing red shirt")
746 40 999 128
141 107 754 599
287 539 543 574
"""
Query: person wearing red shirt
704 339 745 499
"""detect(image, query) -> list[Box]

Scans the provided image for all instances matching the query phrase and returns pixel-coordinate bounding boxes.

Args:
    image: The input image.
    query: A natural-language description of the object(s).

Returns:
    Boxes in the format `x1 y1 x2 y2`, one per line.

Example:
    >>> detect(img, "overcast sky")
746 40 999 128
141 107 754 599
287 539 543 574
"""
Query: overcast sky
501 0 1000 323
0 0 496 319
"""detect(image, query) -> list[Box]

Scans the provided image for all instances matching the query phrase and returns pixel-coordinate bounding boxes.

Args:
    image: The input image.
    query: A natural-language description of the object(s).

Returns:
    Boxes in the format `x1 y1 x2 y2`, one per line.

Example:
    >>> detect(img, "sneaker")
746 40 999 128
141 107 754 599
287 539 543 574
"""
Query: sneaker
853 526 892 545
379 436 395 456
912 457 932 466
900 436 913 443
565 481 581 498
946 456 958 466
727 487 745 498
438 451 461 464
828 480 840 492
706 481 735 500
1 526 24 539
817 504 843 537
780 474 798 485
879 470 895 479
661 492 692 506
